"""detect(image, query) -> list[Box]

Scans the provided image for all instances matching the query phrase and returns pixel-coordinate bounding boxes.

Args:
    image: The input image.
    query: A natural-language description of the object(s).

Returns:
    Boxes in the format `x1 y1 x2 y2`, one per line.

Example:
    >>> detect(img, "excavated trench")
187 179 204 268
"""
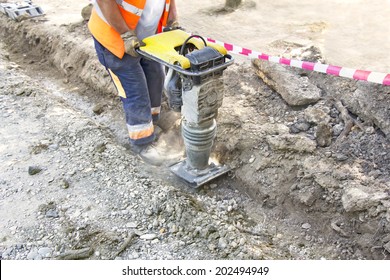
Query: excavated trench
1 14 390 260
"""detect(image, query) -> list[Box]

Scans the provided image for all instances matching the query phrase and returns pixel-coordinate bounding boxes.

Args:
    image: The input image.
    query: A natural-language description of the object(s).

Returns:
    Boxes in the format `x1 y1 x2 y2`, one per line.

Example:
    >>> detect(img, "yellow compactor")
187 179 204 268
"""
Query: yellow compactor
137 29 234 187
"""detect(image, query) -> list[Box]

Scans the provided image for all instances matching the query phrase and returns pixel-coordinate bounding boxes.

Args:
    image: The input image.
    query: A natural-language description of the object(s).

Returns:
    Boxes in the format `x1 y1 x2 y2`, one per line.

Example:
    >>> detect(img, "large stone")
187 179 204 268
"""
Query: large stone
340 83 390 136
316 123 333 147
252 59 321 106
225 0 242 9
305 106 331 124
309 71 390 136
266 134 316 153
81 4 92 21
342 186 388 212
260 123 290 135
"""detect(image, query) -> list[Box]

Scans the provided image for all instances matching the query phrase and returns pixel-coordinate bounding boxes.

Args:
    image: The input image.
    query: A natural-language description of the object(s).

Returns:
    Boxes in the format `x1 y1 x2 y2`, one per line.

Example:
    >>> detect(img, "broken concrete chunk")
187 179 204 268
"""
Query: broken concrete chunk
340 83 390 136
342 187 388 212
305 106 331 124
316 123 333 147
252 59 321 106
266 134 316 153
260 123 290 135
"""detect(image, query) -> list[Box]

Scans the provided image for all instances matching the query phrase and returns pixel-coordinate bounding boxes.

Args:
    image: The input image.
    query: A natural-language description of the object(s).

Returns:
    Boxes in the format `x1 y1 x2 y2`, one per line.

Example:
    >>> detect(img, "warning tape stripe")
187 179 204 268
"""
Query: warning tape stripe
206 37 390 86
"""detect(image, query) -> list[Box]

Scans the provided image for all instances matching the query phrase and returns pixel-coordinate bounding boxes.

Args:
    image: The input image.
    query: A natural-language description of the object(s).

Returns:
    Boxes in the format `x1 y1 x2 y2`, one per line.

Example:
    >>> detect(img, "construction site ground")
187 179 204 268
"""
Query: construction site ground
1 0 390 260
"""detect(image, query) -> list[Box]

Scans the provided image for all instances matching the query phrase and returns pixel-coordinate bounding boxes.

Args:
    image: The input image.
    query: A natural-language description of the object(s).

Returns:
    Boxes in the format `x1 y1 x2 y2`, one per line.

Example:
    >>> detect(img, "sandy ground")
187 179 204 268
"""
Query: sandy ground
32 0 390 73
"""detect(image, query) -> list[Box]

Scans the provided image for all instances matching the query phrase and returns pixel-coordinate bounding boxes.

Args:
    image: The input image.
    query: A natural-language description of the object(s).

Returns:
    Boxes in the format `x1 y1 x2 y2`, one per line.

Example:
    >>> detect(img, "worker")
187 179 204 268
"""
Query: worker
88 0 179 166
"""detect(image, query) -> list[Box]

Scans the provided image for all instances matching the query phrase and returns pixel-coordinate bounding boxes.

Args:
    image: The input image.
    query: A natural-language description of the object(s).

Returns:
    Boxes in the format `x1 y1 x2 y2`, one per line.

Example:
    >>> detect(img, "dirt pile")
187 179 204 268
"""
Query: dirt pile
215 48 390 259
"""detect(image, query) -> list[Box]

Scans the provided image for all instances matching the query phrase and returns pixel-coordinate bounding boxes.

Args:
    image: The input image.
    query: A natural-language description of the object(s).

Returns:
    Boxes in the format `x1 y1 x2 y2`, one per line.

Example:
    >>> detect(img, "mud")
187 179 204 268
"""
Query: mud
1 1 390 260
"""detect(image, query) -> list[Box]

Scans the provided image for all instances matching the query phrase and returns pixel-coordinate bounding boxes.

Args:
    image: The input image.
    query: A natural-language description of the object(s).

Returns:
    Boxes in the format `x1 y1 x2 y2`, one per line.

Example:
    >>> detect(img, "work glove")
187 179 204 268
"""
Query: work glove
163 20 182 32
120 30 145 57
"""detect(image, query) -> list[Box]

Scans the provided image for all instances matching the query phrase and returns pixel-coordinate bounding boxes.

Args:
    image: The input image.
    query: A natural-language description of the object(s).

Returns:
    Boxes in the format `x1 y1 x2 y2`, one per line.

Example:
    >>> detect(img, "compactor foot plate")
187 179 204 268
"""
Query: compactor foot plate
170 160 230 188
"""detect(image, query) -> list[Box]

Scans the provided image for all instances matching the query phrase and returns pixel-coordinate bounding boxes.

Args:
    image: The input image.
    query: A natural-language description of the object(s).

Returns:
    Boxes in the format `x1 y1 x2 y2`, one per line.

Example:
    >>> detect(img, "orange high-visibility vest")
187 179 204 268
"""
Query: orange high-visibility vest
88 0 171 59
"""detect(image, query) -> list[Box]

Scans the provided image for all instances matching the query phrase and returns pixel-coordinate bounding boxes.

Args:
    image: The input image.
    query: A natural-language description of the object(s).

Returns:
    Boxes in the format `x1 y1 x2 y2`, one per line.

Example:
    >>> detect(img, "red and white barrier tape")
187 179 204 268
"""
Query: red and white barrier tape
206 38 390 86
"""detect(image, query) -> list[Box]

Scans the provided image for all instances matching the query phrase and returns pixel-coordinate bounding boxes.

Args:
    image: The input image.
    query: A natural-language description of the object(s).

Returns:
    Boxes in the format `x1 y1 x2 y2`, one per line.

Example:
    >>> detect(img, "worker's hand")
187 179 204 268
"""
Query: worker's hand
120 30 145 57
163 20 182 32
169 20 180 29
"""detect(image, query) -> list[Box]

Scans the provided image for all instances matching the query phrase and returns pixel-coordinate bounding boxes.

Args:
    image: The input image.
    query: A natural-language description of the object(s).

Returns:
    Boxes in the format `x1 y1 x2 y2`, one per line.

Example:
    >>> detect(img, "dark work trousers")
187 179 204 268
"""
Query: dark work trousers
93 37 164 146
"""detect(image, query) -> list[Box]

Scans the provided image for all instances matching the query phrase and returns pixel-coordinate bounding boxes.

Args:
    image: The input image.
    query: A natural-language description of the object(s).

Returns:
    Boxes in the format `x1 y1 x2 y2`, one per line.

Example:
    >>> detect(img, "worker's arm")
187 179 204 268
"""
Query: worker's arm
96 0 130 34
167 0 178 26
96 0 141 57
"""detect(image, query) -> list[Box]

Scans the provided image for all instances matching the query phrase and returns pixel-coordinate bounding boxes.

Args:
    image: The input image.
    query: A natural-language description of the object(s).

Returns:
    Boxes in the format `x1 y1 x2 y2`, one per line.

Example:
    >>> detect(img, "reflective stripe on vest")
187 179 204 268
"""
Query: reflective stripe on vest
116 0 143 16
89 0 170 58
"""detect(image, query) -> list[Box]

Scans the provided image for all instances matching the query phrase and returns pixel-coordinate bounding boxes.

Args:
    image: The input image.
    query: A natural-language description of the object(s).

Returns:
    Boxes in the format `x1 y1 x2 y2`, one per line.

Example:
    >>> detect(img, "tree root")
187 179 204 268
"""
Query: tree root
330 220 349 237
114 232 138 258
333 100 364 139
57 247 94 260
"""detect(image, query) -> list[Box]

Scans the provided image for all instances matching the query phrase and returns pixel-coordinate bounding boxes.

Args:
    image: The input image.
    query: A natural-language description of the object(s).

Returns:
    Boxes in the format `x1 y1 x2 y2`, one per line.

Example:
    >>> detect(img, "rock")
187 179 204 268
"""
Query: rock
295 121 311 132
333 153 349 161
28 166 42 175
169 224 178 233
341 187 387 212
45 209 59 218
302 223 312 229
218 238 228 249
384 241 390 254
9 225 17 232
27 250 39 260
365 126 376 134
81 4 93 21
140 234 157 240
126 222 137 228
266 134 316 153
95 142 107 153
2 247 13 259
332 123 344 136
342 188 369 212
289 125 301 134
340 83 390 136
57 248 94 260
368 170 382 179
252 59 321 106
38 247 52 257
225 0 242 9
316 123 332 147
260 123 290 135
48 143 59 150
295 185 319 206
305 106 331 125
61 178 70 189
208 243 217 251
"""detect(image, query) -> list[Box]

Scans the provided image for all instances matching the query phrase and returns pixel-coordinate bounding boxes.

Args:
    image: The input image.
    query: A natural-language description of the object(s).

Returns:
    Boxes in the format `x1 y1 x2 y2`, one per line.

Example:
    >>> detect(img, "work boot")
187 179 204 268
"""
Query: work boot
132 143 165 166
154 124 163 140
